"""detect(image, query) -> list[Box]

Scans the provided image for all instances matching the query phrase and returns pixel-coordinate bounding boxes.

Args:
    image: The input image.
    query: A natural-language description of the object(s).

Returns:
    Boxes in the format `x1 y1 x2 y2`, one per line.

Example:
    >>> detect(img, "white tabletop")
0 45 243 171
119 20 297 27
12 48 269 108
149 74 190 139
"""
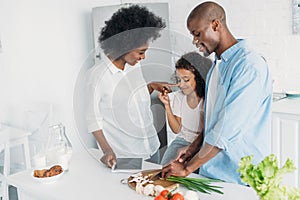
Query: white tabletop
7 148 259 200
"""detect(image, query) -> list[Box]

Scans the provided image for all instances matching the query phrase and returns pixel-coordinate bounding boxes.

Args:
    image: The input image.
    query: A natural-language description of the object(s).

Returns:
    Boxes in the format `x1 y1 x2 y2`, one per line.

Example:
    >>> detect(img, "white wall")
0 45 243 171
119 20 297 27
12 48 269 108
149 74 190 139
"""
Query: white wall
1 0 300 153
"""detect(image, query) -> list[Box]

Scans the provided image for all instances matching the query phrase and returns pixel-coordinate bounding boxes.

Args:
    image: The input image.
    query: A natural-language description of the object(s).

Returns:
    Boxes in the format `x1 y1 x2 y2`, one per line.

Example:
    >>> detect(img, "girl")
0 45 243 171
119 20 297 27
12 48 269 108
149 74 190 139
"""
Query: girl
159 52 212 165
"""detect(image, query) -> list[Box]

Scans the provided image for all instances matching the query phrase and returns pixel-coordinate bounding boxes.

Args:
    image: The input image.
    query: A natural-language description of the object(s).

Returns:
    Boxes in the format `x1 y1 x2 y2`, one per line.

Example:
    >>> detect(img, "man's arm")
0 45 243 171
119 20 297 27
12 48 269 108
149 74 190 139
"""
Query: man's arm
176 131 204 163
185 143 221 174
162 142 221 178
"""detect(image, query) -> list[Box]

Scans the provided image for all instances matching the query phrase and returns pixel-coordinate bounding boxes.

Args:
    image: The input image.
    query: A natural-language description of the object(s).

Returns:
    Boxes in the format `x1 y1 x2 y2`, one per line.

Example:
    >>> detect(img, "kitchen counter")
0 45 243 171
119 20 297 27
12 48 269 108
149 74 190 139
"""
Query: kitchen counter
272 97 300 115
271 97 300 188
7 148 259 200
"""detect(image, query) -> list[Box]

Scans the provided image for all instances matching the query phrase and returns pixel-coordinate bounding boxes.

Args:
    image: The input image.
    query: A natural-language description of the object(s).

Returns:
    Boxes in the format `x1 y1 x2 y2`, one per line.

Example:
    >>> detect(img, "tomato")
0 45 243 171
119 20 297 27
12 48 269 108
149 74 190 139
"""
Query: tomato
154 195 168 200
171 193 184 200
160 189 170 198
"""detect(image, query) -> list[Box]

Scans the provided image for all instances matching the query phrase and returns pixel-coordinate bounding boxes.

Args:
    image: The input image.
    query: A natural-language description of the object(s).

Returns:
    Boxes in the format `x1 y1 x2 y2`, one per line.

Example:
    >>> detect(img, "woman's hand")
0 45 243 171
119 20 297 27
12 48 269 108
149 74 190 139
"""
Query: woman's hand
148 82 172 94
100 150 117 168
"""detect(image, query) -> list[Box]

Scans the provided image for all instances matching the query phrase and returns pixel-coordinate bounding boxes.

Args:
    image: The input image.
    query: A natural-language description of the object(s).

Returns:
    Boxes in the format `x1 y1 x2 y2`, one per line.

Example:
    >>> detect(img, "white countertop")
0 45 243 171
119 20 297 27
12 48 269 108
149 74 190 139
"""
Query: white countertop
272 97 300 115
7 148 259 200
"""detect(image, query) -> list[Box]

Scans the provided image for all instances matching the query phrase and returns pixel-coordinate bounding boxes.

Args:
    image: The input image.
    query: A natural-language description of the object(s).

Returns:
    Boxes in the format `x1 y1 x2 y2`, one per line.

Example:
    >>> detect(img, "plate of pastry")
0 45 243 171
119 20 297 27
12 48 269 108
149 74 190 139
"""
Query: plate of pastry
32 165 64 184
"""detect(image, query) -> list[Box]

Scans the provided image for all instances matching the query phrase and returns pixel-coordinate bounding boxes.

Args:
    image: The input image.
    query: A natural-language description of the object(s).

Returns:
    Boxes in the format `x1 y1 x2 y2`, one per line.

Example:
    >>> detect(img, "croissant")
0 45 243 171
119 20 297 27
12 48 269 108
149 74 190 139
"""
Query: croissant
34 165 63 178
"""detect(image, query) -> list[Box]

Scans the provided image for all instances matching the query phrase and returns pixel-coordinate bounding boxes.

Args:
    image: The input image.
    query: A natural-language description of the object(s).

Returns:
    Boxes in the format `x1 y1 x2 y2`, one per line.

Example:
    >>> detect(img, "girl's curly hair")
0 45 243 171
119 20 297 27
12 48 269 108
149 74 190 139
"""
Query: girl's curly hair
98 5 166 60
175 52 212 98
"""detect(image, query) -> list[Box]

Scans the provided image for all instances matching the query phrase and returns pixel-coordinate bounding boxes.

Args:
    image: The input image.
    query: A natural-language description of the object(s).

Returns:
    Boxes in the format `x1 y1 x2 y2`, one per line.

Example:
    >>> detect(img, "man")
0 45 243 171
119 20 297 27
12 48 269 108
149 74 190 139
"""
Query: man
162 1 272 185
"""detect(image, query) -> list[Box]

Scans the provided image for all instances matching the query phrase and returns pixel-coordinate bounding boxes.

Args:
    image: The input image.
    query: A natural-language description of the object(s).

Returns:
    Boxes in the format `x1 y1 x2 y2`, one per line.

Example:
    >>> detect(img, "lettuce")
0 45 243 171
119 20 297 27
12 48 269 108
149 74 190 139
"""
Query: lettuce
238 154 300 200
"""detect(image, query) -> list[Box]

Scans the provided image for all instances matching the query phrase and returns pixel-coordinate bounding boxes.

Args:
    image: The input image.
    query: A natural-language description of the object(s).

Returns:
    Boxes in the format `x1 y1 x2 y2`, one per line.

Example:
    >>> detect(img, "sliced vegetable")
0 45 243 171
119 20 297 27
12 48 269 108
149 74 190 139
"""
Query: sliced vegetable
166 176 223 195
143 184 155 196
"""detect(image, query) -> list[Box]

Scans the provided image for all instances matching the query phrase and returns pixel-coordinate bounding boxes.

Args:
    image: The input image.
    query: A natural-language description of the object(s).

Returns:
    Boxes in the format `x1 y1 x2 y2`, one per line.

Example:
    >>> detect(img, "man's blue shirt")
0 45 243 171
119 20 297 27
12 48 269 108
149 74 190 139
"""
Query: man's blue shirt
200 39 273 185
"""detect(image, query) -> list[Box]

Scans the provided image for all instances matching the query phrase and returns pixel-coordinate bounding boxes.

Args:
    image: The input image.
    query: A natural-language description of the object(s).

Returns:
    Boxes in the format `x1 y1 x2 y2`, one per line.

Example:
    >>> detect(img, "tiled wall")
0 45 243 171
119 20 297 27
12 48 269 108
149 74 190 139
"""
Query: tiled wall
146 0 300 92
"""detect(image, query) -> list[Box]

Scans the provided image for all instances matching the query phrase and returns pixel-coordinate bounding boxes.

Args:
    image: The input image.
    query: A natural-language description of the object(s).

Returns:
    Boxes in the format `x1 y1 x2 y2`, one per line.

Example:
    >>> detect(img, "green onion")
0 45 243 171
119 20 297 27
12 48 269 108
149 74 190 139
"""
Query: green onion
166 176 224 195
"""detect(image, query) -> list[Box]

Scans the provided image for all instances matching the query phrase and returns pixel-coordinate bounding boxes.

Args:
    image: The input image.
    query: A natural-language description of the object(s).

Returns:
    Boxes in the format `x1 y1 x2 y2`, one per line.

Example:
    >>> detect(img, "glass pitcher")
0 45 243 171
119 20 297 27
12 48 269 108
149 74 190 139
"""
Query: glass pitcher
46 123 73 170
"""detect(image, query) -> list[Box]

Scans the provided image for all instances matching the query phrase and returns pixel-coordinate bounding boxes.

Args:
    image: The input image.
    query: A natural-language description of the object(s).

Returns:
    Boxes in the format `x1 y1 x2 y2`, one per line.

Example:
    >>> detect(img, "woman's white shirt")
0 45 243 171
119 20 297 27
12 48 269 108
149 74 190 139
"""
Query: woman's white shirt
86 54 159 158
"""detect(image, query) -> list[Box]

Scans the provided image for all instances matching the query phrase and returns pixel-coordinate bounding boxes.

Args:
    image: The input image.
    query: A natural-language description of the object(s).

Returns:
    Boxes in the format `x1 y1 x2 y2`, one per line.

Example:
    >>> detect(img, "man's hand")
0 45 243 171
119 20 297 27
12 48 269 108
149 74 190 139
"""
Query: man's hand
175 146 193 164
161 160 190 178
162 143 222 180
175 132 203 163
100 150 117 168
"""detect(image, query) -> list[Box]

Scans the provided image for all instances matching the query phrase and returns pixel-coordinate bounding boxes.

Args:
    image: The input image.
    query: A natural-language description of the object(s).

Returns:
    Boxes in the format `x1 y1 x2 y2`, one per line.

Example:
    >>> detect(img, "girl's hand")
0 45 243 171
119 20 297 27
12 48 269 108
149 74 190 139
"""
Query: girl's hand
158 91 170 105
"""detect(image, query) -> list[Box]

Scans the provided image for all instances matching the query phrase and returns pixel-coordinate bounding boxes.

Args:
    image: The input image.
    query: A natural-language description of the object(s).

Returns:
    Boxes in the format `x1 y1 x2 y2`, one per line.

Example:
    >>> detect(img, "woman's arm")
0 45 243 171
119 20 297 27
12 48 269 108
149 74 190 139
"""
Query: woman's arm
147 82 172 94
93 130 116 168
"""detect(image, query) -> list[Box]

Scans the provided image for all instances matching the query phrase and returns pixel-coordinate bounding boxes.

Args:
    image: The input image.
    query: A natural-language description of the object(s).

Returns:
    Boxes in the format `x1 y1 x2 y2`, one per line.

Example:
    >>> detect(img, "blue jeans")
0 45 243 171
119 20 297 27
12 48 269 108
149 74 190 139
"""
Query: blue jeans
160 137 190 166
145 149 161 164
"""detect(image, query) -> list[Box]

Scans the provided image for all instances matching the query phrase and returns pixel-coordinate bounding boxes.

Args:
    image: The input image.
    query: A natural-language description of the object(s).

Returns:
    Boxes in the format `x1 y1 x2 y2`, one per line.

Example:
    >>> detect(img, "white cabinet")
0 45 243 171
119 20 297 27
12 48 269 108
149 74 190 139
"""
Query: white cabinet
272 98 300 188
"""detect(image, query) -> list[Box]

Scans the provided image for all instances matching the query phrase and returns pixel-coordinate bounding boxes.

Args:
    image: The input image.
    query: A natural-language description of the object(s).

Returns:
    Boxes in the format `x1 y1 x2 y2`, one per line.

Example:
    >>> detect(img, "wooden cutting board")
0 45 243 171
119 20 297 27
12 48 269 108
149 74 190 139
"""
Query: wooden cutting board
127 169 178 191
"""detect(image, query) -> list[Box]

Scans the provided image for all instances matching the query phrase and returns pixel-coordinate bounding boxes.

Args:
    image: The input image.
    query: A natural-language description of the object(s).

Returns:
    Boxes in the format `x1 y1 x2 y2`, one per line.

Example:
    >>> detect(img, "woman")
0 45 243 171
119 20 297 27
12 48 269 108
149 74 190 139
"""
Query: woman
86 5 167 168
159 52 212 166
